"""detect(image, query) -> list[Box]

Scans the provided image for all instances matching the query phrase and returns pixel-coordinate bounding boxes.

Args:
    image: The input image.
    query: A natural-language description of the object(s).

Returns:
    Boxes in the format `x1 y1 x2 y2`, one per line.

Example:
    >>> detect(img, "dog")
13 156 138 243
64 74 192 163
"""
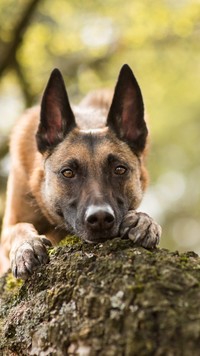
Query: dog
0 64 161 279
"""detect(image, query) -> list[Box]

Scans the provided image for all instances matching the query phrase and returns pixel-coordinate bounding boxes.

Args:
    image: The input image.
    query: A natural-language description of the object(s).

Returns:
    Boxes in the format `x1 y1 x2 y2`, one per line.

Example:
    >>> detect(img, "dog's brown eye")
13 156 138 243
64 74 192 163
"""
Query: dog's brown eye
114 166 127 175
61 169 75 178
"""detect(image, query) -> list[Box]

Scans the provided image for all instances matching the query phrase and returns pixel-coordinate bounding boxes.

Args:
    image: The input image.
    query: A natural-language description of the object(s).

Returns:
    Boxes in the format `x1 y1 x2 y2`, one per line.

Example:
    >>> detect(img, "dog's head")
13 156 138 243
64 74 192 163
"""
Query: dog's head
36 65 148 242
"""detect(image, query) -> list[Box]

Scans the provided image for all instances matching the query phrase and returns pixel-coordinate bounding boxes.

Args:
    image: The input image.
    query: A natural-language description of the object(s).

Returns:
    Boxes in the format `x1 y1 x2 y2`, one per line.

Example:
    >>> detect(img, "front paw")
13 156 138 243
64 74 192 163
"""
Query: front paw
10 237 52 279
120 211 161 248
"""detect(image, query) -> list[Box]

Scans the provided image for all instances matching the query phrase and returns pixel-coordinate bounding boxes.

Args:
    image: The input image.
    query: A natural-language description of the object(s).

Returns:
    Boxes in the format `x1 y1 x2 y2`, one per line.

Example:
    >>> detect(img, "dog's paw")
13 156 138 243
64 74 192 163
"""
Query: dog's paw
120 211 161 248
10 237 52 279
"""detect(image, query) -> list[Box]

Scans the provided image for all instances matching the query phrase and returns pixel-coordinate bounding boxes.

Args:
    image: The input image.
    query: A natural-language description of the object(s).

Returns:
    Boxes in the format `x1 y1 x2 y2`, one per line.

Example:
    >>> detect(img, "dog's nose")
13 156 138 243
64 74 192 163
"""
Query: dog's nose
85 204 115 231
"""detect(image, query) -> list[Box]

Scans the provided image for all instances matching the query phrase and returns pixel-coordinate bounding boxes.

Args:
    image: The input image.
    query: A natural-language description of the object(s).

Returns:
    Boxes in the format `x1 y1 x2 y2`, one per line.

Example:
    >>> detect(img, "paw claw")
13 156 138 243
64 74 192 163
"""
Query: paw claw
13 266 18 279
41 237 53 248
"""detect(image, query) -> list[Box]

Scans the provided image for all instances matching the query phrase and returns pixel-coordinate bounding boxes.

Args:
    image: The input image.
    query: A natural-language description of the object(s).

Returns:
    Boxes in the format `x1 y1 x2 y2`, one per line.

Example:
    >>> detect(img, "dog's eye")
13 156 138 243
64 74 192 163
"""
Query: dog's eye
114 165 127 175
61 169 75 178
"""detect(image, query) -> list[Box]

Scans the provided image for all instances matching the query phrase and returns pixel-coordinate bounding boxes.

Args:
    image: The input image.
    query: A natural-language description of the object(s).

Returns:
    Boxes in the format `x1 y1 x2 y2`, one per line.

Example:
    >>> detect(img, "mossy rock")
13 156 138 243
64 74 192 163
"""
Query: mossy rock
0 237 200 355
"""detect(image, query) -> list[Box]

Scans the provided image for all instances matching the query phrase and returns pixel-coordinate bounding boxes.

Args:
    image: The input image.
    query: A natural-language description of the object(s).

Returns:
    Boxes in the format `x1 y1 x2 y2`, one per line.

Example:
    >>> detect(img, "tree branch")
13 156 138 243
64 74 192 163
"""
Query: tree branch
0 0 41 76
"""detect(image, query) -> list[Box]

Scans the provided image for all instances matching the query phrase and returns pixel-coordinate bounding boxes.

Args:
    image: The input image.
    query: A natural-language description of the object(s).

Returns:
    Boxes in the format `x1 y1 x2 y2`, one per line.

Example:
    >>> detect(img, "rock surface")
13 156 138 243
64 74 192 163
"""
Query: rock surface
0 236 200 355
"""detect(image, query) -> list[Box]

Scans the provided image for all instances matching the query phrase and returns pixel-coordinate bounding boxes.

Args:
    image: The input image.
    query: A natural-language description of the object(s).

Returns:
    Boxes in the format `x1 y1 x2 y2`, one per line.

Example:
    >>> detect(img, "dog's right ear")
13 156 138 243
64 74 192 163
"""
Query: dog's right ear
36 69 76 153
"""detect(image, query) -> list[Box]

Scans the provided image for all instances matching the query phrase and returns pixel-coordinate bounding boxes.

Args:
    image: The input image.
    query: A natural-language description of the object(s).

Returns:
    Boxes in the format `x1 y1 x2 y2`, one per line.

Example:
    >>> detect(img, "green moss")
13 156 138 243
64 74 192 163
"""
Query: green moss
47 235 82 257
4 273 23 293
58 235 82 247
133 283 144 293
48 247 57 256
179 256 189 263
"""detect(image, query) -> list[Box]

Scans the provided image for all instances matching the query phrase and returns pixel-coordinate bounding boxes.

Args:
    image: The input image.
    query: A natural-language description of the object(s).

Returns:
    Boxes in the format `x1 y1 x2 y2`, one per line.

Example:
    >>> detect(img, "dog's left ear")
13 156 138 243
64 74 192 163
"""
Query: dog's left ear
36 68 76 153
107 64 148 153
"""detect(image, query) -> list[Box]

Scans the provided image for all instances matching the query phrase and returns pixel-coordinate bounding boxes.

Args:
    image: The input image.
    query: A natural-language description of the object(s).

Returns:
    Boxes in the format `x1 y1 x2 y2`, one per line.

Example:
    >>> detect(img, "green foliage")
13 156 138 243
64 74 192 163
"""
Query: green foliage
0 0 200 252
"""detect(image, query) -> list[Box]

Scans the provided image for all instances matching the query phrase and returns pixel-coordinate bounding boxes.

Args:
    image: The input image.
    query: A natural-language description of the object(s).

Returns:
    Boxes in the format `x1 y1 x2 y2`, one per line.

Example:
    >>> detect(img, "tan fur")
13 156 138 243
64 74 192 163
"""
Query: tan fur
0 88 148 276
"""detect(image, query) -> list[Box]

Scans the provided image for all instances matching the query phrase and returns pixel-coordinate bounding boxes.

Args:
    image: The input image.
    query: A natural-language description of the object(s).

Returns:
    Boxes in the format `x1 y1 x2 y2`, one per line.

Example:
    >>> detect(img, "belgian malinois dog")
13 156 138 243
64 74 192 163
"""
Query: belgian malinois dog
0 64 161 279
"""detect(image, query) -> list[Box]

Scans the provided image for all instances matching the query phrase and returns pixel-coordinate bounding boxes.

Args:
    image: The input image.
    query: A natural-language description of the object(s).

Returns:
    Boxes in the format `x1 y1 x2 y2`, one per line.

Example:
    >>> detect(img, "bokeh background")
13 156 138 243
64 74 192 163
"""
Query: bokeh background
0 0 200 253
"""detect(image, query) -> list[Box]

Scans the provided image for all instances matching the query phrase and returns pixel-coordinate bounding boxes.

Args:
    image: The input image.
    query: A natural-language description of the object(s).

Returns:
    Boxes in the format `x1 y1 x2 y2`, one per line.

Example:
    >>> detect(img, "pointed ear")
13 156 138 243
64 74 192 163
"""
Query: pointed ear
106 64 148 154
36 68 76 153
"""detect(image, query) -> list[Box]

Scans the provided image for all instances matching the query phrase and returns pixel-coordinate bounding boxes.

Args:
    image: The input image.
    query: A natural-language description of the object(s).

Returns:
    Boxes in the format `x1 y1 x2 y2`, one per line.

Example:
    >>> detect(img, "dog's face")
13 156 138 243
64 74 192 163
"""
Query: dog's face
43 129 145 242
36 65 148 242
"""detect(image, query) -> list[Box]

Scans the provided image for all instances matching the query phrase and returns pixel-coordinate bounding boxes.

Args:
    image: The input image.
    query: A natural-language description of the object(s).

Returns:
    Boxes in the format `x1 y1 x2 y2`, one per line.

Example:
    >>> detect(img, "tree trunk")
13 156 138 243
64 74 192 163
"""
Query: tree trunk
0 237 200 355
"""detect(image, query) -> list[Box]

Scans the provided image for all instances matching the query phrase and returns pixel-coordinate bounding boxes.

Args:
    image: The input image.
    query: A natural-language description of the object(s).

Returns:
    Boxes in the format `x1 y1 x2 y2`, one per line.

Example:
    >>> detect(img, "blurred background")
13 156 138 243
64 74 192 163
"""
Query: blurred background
0 0 200 253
